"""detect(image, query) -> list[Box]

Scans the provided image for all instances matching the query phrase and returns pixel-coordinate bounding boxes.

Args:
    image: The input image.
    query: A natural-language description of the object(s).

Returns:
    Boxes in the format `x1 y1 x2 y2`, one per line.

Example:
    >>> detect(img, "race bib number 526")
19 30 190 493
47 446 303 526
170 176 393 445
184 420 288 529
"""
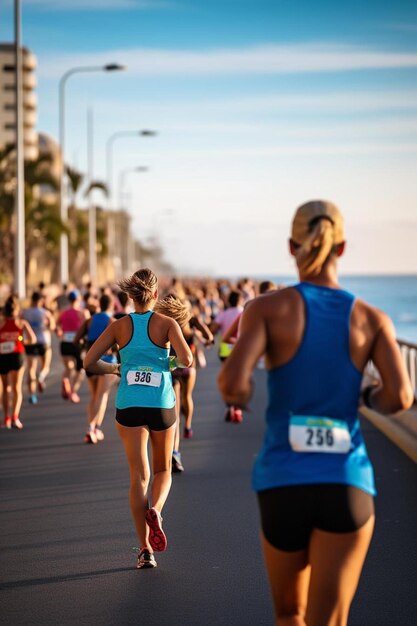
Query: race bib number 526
289 416 351 454
126 370 162 387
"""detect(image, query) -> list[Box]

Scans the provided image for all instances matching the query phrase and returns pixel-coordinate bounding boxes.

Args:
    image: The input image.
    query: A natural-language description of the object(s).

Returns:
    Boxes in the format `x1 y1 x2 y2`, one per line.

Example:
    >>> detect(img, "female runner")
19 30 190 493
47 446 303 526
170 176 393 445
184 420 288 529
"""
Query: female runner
0 295 36 429
218 200 413 626
84 269 192 569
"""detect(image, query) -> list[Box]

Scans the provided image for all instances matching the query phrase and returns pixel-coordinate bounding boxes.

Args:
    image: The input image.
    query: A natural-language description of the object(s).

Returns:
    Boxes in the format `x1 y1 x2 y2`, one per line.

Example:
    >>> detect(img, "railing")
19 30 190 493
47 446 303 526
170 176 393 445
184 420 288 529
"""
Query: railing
366 339 417 402
398 339 417 402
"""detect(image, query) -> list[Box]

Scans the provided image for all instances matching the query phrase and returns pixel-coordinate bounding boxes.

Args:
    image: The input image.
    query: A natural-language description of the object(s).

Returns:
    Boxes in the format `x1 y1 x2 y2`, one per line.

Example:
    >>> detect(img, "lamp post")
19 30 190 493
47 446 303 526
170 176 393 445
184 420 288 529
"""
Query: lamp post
105 129 156 209
14 0 25 298
117 166 148 274
58 62 125 285
105 130 156 279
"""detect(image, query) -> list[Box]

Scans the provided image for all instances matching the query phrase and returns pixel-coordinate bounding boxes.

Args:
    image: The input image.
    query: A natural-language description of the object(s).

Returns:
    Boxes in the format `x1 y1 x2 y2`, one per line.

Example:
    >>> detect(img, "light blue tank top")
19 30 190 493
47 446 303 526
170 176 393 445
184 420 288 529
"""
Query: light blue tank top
115 311 175 409
252 282 376 496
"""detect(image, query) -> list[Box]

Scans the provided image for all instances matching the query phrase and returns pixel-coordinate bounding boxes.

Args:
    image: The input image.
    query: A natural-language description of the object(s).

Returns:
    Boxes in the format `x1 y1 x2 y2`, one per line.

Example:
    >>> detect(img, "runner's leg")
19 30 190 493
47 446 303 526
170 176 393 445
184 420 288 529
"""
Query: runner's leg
261 533 310 626
305 515 375 626
149 423 176 511
116 423 151 550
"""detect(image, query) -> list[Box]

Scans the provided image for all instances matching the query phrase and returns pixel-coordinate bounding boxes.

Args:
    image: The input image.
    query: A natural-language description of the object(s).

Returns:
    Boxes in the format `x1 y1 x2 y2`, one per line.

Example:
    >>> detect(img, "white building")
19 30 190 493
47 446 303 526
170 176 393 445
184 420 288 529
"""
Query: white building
0 43 38 160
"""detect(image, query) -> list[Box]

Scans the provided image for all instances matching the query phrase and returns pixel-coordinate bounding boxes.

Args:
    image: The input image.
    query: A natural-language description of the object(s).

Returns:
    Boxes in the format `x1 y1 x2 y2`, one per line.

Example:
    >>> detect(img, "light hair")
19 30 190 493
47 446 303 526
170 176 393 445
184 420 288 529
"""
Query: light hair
118 268 158 305
295 219 336 277
154 294 192 328
291 200 344 278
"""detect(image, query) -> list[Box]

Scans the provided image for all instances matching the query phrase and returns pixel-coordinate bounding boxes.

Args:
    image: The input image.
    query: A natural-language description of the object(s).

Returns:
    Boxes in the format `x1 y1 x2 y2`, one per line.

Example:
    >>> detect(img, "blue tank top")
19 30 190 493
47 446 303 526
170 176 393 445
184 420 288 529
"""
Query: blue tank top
115 312 175 409
87 312 117 364
252 282 376 496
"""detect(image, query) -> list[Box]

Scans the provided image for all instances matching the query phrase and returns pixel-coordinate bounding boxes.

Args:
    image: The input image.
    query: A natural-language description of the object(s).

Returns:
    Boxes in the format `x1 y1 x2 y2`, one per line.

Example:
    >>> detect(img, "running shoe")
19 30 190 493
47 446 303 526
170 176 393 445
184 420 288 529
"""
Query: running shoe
29 394 38 405
2 416 12 429
231 408 243 423
145 507 167 552
136 548 157 569
172 450 184 473
183 427 193 439
69 392 80 404
38 379 46 393
84 430 98 444
61 378 71 400
95 428 104 442
12 416 23 430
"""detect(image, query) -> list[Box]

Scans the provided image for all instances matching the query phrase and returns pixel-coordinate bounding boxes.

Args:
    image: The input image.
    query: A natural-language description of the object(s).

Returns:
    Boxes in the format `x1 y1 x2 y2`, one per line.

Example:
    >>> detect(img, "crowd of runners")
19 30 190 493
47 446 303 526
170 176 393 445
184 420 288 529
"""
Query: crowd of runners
1 200 414 626
0 273 272 443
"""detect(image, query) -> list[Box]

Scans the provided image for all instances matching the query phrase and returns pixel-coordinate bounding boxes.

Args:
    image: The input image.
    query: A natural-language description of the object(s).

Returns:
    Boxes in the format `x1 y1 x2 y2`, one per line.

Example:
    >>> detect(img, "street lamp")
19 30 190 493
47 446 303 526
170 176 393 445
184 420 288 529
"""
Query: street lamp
14 0 25 298
58 62 125 285
105 130 157 209
115 166 148 275
118 166 148 210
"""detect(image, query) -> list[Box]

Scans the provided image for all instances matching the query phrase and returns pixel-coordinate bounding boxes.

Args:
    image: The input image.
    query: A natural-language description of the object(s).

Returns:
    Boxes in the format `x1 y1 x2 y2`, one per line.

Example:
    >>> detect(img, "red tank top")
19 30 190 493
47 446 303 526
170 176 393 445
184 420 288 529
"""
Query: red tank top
0 318 25 354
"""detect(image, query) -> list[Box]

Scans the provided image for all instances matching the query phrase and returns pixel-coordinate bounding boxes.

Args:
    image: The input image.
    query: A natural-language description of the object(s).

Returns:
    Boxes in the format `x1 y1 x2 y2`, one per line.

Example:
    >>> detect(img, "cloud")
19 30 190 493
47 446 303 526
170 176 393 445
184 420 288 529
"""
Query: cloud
19 0 175 10
38 43 417 79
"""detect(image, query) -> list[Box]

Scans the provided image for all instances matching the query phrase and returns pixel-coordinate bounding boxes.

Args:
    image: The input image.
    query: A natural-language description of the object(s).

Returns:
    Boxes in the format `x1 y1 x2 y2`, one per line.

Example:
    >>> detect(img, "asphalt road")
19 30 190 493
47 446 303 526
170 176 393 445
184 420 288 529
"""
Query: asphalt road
1 349 416 626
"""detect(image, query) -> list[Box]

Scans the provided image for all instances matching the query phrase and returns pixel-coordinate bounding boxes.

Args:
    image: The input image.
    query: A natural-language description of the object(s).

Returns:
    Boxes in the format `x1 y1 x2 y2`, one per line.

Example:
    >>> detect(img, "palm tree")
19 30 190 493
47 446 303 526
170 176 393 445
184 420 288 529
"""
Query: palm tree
65 164 109 279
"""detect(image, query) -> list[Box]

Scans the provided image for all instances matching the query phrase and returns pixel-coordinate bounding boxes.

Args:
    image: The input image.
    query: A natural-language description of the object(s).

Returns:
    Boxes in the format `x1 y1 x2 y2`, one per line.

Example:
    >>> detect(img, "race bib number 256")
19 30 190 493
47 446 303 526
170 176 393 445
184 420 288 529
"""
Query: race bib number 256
289 416 351 454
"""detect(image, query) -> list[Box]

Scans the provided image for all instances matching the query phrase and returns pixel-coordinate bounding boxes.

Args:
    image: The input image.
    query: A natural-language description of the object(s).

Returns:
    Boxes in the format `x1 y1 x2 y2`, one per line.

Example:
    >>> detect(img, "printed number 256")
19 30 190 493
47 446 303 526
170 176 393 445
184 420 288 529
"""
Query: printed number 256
306 428 334 447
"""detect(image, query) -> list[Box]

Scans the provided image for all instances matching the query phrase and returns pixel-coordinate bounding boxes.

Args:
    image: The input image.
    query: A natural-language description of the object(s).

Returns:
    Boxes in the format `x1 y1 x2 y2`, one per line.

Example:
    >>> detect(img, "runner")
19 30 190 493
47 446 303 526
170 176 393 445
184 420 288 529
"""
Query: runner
218 200 414 626
155 294 213 470
0 295 36 429
211 290 244 423
75 294 118 444
56 291 88 403
83 268 193 569
22 291 56 403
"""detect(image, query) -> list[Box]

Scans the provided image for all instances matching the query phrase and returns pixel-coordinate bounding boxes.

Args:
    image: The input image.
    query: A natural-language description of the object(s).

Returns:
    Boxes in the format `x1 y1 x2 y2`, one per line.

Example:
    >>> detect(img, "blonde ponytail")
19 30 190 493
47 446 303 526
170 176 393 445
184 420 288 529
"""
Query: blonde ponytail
154 294 192 328
295 218 335 277
118 268 158 305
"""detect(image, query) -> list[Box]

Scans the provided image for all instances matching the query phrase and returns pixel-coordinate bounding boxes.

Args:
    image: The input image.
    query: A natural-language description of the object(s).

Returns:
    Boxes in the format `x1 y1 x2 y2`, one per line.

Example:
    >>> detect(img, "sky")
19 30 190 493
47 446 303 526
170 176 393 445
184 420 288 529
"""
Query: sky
1 0 417 276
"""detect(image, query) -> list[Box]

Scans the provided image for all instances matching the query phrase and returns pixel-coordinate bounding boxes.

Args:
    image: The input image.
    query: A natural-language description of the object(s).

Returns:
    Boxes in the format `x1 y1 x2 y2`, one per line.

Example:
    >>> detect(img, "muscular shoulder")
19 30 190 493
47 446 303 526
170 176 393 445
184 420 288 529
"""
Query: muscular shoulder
351 298 392 336
245 286 301 320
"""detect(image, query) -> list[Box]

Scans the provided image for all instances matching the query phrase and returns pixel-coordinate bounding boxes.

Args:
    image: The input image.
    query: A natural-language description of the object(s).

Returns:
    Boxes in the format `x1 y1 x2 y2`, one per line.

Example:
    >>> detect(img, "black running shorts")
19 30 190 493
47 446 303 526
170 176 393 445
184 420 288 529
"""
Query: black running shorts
257 483 374 552
25 343 49 357
0 353 24 375
60 342 83 371
115 406 176 431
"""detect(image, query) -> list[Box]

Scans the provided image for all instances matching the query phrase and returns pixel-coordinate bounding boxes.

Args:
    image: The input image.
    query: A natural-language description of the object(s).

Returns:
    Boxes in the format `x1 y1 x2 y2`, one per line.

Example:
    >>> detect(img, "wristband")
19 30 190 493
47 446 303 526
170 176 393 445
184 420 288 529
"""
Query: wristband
362 385 376 409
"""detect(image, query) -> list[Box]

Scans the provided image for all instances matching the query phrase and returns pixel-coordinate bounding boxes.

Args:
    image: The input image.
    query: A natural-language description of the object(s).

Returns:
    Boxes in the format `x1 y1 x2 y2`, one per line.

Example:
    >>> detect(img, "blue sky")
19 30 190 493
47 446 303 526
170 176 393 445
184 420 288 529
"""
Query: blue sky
1 0 417 275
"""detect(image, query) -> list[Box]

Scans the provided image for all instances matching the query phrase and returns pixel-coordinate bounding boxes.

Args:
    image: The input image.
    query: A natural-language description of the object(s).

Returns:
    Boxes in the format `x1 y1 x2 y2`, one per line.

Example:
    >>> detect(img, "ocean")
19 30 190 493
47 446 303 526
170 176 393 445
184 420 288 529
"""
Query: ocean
269 275 417 345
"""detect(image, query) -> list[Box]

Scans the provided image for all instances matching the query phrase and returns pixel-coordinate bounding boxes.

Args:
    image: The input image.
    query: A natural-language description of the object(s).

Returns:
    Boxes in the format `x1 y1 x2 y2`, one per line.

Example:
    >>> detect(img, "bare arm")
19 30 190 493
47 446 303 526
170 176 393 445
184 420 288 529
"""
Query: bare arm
192 317 214 344
73 318 89 345
83 324 119 375
221 315 241 344
218 302 267 408
22 320 37 344
365 314 414 413
46 310 56 332
168 319 193 368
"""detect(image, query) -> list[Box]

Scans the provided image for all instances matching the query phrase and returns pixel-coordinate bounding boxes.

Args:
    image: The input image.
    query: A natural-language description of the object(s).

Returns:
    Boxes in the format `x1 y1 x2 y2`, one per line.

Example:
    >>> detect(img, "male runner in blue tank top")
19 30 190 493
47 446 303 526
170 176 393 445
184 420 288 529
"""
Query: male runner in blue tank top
84 269 192 569
218 200 413 626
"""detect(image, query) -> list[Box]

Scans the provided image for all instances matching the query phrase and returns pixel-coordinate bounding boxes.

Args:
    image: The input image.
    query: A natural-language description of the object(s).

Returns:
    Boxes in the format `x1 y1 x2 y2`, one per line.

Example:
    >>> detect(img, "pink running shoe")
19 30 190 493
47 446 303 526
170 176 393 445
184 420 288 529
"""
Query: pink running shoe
2 416 12 429
231 408 243 423
84 430 97 444
95 428 104 442
145 508 167 552
12 416 23 430
70 392 80 404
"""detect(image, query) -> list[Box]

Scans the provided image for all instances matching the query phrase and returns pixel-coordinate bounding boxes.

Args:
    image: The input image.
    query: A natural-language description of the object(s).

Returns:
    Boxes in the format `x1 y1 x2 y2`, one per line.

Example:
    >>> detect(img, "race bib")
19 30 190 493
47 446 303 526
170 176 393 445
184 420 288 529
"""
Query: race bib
289 416 351 454
126 370 162 387
0 341 15 355
63 332 76 342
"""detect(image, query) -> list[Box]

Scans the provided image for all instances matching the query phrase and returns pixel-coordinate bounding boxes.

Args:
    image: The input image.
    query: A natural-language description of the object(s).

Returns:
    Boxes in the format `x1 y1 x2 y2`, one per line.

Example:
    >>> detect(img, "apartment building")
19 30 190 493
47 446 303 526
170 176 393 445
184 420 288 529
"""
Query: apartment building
0 43 38 160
